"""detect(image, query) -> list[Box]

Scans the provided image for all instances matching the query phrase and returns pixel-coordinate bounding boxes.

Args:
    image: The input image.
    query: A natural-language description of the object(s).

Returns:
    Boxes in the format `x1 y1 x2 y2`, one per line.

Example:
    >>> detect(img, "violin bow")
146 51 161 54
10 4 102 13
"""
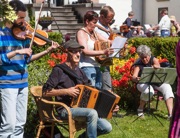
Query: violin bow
29 0 45 49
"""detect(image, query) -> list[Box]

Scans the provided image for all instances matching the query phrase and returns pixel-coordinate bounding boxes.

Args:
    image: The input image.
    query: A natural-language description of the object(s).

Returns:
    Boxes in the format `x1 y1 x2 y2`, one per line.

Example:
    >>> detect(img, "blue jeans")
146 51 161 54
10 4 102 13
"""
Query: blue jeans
161 30 170 37
102 67 112 91
59 107 112 138
0 87 28 138
81 67 102 89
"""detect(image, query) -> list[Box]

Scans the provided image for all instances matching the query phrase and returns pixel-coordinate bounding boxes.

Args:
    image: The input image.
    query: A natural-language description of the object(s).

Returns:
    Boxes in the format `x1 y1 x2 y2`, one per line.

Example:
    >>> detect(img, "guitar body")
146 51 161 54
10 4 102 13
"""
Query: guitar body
120 24 129 33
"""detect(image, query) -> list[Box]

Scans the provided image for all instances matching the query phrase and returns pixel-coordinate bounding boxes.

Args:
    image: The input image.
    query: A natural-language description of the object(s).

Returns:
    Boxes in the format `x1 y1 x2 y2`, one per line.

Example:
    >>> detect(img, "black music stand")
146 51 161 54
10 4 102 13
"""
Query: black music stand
132 67 177 126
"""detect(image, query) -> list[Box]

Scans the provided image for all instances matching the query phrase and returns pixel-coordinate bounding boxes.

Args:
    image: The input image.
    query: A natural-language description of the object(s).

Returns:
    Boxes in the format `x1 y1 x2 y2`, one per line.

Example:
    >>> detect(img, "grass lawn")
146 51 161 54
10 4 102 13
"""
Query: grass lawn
74 97 171 138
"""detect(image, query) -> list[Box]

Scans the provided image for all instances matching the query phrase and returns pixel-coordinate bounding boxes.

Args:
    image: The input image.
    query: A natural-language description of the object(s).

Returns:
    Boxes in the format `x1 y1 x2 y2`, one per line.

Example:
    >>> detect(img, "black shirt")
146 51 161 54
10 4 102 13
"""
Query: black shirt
42 63 90 106
133 56 154 77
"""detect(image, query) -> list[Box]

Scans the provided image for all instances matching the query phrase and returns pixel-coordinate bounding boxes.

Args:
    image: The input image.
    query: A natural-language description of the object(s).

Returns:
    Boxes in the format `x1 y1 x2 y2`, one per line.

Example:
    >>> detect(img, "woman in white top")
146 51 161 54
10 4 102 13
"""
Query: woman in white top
76 10 114 89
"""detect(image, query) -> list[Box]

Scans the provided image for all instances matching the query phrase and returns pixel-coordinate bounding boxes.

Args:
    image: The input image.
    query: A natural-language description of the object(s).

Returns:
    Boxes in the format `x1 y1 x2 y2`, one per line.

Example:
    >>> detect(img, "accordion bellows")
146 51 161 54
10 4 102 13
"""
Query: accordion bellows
71 85 120 119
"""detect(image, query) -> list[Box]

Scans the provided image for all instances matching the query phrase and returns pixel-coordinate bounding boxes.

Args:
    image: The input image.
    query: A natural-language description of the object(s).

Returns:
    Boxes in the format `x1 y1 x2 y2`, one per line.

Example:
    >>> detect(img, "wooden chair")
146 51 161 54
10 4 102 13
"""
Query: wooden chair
30 86 85 138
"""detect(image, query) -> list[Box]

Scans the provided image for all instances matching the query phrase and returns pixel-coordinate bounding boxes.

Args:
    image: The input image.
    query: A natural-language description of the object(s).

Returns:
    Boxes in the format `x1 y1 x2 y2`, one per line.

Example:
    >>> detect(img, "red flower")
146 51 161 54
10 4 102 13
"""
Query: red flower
50 53 58 59
56 53 62 60
129 47 136 54
115 65 120 71
159 58 168 63
47 60 55 67
119 76 129 87
112 79 120 87
61 53 67 63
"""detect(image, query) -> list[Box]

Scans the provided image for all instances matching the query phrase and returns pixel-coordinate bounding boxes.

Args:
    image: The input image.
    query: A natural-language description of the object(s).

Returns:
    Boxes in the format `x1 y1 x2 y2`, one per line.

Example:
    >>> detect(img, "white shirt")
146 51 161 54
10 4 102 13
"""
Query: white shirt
158 15 171 30
79 28 99 68
95 22 110 39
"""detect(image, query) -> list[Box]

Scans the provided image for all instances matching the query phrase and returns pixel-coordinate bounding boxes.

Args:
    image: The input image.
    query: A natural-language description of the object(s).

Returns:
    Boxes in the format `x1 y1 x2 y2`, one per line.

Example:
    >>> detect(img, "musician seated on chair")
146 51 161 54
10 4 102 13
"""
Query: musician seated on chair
131 45 174 119
42 40 113 138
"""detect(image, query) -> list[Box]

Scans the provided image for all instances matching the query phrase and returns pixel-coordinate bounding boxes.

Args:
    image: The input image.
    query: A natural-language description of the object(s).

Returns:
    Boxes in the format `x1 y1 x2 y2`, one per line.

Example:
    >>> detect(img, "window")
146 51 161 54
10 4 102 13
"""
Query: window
158 7 168 23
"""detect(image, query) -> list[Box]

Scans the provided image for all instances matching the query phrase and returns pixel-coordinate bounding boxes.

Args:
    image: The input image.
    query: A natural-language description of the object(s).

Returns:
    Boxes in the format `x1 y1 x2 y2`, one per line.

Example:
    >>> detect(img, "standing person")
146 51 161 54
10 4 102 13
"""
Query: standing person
42 40 112 138
170 15 180 37
122 11 135 38
76 10 114 89
131 45 174 118
169 40 180 138
0 0 59 137
95 6 115 92
151 9 171 37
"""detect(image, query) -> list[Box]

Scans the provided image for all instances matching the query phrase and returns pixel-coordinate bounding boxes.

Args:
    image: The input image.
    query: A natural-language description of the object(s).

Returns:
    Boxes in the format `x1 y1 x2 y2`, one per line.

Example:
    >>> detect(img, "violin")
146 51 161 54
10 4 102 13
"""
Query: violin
12 21 52 46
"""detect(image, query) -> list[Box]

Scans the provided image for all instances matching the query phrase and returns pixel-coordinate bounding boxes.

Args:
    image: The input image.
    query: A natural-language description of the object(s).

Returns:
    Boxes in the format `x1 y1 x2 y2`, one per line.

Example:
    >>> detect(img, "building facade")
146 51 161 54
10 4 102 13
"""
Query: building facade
27 0 180 31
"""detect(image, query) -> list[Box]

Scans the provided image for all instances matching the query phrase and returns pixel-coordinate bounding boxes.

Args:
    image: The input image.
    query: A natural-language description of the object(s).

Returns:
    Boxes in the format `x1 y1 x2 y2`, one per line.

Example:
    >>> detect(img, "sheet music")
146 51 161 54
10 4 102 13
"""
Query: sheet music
139 67 177 85
144 24 154 32
144 24 151 30
110 37 127 58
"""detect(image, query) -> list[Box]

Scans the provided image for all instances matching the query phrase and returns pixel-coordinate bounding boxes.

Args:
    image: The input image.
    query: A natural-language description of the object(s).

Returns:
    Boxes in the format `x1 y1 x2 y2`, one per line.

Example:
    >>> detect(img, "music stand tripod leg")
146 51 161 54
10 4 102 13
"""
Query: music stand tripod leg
132 85 163 126
131 114 144 123
147 85 164 126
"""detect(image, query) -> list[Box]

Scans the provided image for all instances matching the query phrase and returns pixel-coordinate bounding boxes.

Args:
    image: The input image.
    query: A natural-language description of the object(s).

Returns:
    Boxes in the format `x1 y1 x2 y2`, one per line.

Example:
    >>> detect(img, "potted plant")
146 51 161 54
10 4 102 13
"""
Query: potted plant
38 15 54 30
0 0 17 27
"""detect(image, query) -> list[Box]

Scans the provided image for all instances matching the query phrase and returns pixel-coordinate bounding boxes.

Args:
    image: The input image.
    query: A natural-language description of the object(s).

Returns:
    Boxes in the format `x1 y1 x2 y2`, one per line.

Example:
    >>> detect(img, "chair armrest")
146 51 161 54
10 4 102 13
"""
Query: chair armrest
40 98 72 122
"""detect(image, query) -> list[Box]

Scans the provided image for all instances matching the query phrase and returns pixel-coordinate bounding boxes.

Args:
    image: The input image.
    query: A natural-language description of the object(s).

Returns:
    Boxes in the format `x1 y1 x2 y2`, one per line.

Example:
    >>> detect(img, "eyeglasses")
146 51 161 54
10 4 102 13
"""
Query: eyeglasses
105 17 114 21
68 49 82 54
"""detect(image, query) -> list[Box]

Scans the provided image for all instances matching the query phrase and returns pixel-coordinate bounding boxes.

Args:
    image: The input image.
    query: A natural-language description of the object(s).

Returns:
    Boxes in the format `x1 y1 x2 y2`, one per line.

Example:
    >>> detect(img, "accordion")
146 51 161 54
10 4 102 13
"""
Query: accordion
71 85 120 119
94 41 113 66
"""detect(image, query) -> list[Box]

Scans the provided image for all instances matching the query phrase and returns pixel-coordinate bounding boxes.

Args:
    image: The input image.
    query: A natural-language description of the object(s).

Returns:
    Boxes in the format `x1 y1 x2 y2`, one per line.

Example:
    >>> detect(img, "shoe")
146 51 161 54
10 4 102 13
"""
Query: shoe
167 114 172 120
137 109 144 117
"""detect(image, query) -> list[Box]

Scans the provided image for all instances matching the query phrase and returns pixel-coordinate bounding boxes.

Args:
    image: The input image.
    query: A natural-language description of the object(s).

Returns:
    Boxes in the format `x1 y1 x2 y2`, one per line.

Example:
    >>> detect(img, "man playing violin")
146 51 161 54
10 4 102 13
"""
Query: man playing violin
0 1 59 137
43 40 112 138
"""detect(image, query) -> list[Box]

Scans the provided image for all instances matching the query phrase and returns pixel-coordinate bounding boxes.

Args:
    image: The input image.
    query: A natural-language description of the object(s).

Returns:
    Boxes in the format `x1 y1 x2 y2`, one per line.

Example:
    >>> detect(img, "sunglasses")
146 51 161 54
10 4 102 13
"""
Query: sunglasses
91 13 98 18
68 49 82 54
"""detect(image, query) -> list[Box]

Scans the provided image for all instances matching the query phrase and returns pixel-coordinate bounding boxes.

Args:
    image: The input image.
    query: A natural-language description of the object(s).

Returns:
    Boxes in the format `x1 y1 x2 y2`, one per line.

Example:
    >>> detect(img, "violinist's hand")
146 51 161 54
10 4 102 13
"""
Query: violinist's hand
104 48 114 56
46 41 60 53
16 48 32 57
67 86 80 98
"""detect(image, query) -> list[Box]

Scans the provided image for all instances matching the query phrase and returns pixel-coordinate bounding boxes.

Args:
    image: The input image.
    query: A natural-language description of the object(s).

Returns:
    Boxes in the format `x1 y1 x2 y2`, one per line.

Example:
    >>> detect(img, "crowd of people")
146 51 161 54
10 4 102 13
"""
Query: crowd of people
120 9 180 38
0 0 179 138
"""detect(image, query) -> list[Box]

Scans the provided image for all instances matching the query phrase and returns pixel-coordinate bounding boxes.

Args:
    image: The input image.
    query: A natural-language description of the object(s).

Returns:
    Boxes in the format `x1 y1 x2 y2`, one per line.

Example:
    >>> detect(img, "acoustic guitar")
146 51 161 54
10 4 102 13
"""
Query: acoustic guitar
120 24 129 33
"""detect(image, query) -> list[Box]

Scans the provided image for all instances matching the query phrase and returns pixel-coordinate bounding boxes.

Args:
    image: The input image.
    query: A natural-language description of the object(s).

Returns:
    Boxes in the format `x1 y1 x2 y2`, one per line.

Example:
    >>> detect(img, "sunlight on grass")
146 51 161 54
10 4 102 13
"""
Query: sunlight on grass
98 99 170 138
59 98 171 138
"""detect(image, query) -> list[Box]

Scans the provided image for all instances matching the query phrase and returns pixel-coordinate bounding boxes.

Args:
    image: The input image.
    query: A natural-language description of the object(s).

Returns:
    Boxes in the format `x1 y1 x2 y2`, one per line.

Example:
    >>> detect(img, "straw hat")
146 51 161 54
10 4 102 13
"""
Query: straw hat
170 15 176 22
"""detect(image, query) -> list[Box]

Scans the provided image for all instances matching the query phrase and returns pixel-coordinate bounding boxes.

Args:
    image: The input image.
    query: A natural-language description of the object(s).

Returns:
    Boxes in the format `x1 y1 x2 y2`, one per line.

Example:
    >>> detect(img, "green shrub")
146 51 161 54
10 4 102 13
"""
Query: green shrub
128 37 179 67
